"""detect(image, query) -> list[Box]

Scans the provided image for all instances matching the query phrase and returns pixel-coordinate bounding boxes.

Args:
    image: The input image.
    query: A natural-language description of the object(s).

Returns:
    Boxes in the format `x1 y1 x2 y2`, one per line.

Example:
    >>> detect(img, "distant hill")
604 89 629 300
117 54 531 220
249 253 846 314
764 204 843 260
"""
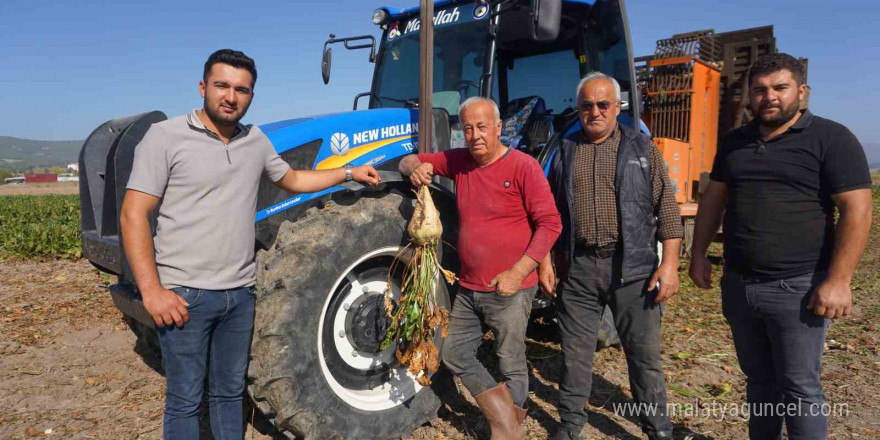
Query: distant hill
864 142 880 168
0 136 83 170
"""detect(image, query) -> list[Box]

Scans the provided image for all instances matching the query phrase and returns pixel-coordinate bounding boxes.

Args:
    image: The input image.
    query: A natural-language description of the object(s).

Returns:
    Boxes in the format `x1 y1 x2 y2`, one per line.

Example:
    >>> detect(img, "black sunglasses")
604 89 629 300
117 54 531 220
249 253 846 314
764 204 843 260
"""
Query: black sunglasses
578 100 615 112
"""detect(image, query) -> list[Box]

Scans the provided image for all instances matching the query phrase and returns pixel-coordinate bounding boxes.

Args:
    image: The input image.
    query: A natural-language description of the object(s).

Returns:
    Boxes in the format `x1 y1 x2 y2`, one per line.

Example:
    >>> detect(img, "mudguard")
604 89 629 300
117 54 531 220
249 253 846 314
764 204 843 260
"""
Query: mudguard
79 111 166 278
254 108 453 248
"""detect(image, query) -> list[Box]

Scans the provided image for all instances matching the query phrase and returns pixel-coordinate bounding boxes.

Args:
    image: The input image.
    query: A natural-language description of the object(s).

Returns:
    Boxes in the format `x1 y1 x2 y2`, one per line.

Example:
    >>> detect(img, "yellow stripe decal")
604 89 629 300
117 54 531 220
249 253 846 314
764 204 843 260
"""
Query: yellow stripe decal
315 134 415 170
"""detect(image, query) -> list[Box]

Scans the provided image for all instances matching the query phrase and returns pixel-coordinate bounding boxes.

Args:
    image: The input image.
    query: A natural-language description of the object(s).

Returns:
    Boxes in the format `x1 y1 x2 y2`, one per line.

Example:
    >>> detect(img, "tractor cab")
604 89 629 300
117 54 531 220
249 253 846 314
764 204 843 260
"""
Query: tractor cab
326 0 640 158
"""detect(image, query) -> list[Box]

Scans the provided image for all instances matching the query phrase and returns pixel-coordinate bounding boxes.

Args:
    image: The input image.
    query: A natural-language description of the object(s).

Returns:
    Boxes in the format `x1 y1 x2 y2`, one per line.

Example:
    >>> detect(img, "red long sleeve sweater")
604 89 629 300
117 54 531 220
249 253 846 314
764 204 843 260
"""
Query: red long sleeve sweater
418 148 562 292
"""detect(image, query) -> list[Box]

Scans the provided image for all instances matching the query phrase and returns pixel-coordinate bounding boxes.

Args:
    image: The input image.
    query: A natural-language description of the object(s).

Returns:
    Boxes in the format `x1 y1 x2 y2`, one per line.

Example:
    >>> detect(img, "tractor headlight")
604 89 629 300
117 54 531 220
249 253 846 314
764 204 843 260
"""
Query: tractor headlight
372 9 388 25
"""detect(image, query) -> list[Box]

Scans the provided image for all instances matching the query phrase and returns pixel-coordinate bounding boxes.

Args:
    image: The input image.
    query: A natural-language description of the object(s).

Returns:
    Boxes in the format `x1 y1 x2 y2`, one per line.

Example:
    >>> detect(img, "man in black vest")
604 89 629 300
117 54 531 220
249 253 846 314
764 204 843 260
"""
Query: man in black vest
541 72 682 440
689 54 872 440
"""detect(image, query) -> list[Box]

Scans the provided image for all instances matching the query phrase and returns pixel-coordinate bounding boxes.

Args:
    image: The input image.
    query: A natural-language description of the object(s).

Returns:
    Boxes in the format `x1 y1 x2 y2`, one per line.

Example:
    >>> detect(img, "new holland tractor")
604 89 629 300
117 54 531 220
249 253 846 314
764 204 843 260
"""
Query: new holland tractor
78 1 642 438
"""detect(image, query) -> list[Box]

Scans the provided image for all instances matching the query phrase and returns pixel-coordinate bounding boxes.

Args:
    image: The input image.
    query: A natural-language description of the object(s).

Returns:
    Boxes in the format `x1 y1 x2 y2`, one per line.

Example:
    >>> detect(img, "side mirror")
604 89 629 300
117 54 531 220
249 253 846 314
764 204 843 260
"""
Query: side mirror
321 47 333 85
321 34 377 84
530 0 561 42
620 91 631 111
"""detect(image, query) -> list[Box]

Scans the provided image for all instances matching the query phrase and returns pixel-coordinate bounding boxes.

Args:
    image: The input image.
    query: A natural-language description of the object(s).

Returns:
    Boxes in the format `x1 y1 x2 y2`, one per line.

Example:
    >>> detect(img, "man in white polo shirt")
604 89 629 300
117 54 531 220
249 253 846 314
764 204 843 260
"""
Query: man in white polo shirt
120 49 380 440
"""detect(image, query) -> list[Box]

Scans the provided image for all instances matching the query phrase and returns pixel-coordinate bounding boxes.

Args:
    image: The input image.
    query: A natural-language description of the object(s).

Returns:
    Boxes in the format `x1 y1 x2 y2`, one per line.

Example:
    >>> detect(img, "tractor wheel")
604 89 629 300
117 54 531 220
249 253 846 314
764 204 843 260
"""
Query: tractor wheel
248 189 453 440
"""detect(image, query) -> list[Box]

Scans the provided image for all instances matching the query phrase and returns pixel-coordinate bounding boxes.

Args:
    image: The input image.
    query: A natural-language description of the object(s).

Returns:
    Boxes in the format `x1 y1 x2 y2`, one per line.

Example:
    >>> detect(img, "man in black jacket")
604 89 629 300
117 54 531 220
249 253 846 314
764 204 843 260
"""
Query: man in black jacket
540 72 682 440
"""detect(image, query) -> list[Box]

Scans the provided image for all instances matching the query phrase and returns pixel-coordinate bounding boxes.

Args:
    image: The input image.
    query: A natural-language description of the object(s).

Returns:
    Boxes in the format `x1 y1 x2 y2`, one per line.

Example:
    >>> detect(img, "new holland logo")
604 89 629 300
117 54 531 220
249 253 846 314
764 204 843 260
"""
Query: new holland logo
330 132 350 156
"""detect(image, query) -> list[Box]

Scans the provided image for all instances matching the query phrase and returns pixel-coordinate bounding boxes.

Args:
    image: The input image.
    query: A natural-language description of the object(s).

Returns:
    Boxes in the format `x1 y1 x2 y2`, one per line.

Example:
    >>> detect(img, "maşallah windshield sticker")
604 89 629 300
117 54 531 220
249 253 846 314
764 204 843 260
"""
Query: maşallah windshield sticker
400 7 464 36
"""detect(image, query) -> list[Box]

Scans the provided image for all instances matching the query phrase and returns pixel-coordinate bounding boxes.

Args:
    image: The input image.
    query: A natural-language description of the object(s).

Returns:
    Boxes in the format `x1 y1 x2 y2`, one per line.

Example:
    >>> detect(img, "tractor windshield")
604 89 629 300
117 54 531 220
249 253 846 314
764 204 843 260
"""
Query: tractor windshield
370 3 491 117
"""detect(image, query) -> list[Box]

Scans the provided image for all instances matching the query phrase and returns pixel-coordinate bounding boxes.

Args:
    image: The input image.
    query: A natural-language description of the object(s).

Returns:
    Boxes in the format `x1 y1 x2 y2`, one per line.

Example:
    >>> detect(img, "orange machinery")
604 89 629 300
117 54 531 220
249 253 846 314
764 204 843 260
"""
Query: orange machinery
637 27 803 253
644 55 721 218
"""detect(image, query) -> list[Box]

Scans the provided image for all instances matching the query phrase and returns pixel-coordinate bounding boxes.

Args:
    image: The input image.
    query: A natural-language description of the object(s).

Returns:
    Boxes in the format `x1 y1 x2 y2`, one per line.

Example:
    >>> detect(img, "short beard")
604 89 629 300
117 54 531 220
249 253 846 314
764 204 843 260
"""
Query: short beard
203 98 243 128
754 100 800 128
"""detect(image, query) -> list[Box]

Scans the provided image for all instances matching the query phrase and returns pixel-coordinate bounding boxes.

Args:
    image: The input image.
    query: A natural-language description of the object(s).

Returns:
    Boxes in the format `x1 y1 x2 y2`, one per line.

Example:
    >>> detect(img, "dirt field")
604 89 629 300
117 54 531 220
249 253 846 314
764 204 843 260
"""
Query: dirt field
1 193 878 439
0 182 79 196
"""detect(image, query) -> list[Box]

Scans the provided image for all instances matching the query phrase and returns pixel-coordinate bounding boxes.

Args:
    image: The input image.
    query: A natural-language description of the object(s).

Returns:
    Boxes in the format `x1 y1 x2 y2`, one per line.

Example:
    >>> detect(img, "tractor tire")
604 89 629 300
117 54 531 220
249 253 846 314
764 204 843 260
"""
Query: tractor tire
248 189 453 440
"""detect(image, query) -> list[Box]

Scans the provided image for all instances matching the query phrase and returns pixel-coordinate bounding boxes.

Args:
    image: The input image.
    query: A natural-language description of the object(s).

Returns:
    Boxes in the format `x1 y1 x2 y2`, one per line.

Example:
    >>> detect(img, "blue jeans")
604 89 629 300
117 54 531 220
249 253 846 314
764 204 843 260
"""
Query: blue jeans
157 286 255 440
721 271 829 440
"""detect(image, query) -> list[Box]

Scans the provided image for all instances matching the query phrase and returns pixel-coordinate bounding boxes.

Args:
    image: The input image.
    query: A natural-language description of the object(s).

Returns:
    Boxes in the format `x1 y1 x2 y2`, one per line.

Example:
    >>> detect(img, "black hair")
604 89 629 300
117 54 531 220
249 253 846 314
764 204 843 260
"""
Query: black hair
747 53 805 87
203 49 257 86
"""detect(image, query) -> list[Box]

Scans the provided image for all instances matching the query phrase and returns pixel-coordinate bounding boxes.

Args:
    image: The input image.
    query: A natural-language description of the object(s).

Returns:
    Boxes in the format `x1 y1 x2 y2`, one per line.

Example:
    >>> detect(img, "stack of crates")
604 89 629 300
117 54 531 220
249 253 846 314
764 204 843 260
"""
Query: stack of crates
642 30 722 216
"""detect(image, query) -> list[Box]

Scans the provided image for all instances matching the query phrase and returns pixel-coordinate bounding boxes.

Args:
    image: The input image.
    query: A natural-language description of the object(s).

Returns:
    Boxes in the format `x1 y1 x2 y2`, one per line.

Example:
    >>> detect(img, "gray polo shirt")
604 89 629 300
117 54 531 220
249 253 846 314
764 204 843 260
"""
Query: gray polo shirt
127 109 290 290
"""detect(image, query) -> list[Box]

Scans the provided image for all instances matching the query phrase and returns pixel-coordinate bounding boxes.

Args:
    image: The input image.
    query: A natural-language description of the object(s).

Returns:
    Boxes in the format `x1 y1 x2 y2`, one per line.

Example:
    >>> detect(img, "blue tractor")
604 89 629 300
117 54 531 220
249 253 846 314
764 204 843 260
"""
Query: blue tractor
78 0 641 438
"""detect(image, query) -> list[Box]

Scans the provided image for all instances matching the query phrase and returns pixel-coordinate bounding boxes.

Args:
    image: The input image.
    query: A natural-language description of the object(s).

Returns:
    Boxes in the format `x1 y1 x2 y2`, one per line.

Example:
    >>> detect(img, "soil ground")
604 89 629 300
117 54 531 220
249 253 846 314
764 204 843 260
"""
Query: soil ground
1 254 877 439
1 191 877 439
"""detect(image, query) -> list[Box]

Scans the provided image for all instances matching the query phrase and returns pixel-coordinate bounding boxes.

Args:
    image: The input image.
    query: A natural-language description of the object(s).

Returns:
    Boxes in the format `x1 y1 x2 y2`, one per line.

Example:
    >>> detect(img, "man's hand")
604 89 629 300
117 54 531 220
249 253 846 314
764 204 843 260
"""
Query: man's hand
489 267 527 296
538 258 556 298
351 165 382 188
808 188 871 320
409 162 434 187
688 255 713 289
808 279 852 319
649 262 680 303
142 288 190 328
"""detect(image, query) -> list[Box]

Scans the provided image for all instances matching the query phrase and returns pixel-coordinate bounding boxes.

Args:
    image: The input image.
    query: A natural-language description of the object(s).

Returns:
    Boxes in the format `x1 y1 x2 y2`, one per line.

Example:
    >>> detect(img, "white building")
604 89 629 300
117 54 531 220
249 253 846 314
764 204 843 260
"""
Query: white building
67 163 79 172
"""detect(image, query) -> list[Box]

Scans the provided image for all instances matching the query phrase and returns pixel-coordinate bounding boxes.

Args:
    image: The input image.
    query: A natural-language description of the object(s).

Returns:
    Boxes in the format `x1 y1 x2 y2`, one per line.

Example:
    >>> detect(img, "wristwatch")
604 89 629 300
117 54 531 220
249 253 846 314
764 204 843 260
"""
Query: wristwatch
344 164 353 182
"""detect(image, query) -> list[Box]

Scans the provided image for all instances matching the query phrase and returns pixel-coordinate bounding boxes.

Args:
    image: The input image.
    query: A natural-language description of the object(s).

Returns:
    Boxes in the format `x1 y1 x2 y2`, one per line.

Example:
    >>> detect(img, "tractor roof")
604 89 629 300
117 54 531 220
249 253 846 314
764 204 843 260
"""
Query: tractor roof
381 0 596 22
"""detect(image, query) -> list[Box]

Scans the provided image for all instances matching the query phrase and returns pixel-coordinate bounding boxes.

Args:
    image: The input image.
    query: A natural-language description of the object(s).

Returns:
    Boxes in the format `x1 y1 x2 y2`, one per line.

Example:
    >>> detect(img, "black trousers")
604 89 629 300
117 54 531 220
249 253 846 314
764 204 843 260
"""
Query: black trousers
555 247 672 437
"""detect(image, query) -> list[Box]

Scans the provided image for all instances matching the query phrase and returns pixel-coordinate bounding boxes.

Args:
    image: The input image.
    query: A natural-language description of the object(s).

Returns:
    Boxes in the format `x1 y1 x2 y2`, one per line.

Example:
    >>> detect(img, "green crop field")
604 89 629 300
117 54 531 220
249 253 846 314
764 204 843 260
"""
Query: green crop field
0 195 81 260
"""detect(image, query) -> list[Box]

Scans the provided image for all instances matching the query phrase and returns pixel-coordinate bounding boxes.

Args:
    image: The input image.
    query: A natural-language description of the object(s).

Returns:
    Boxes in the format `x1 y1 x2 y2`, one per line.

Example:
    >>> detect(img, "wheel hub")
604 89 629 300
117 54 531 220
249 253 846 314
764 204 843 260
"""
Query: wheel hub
345 293 391 354
317 246 441 411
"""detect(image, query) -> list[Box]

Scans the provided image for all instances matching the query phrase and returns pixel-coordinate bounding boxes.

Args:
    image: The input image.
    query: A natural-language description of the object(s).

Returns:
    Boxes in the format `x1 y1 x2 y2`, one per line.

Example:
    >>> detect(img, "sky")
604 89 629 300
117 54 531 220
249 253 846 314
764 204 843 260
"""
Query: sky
2 0 879 147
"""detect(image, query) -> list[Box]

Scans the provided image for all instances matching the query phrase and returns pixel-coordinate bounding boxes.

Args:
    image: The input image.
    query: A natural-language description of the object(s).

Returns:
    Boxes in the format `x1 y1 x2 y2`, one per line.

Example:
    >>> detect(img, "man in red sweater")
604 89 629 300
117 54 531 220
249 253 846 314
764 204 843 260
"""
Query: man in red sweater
400 97 561 440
